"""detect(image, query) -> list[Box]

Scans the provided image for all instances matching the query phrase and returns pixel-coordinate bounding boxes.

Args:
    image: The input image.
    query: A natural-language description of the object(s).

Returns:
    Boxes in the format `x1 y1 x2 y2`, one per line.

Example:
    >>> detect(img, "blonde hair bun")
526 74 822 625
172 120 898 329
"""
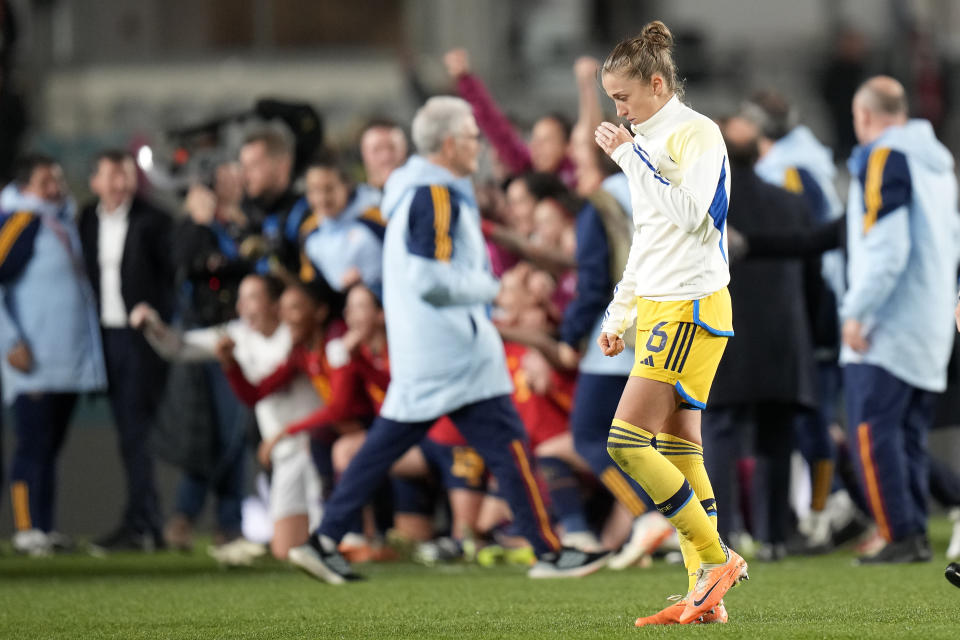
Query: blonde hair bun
639 20 673 50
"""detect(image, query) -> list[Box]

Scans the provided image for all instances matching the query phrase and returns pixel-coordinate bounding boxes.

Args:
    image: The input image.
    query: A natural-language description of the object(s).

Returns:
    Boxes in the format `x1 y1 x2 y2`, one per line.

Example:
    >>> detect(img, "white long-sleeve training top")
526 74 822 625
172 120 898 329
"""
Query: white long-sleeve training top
601 95 732 337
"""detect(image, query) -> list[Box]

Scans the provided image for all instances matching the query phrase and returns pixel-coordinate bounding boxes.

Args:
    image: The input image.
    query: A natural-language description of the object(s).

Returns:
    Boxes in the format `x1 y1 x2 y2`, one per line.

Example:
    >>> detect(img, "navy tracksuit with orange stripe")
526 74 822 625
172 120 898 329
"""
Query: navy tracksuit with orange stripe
844 364 936 541
315 156 562 555
840 120 959 543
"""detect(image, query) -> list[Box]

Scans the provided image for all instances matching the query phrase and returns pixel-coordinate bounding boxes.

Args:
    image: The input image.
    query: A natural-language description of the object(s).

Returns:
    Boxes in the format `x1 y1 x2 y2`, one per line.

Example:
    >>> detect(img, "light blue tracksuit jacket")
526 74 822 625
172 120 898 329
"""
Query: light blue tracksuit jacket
0 186 107 404
840 119 960 392
377 156 512 422
303 187 383 292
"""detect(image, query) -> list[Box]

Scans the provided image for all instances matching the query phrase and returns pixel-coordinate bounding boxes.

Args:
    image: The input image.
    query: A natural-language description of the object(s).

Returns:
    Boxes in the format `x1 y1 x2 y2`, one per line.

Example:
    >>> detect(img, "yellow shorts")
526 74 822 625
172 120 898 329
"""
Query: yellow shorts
629 287 733 410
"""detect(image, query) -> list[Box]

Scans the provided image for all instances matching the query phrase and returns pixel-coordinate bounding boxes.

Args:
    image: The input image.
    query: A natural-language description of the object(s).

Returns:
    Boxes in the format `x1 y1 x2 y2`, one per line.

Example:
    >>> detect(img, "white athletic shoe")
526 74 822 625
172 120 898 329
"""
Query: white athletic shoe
208 538 267 566
288 536 363 585
824 490 857 533
608 511 673 570
947 508 960 562
12 529 52 557
560 531 603 552
798 509 832 549
527 547 610 578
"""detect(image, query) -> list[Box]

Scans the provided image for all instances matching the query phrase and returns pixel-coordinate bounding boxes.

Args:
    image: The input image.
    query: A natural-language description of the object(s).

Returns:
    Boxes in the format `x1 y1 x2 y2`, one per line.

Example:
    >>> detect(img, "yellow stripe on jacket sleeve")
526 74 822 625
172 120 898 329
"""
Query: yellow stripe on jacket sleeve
0 212 36 265
361 206 386 225
783 167 803 194
862 148 891 234
429 185 452 261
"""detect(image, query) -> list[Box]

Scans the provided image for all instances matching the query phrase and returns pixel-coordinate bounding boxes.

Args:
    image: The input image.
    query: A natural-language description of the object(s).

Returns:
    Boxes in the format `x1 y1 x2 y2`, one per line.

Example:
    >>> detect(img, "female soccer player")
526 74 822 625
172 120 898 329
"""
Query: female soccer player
592 21 748 626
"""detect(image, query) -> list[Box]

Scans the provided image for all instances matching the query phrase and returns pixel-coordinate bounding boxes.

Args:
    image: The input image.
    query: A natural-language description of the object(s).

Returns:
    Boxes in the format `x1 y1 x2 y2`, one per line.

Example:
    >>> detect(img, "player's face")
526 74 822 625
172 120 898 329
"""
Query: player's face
532 199 569 248
529 117 568 173
236 277 277 335
305 167 349 219
344 285 383 340
360 127 407 188
280 288 316 345
601 71 662 126
505 178 536 237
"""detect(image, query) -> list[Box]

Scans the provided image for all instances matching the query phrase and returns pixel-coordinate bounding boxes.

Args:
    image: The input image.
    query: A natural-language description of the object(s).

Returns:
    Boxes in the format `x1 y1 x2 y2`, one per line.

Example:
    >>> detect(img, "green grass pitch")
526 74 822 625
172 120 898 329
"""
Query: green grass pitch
2 518 957 639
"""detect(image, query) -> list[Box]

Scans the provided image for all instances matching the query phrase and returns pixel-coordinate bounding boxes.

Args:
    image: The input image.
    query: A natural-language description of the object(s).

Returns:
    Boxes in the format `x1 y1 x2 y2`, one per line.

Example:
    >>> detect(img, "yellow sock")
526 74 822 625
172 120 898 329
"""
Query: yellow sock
607 419 726 565
657 433 719 590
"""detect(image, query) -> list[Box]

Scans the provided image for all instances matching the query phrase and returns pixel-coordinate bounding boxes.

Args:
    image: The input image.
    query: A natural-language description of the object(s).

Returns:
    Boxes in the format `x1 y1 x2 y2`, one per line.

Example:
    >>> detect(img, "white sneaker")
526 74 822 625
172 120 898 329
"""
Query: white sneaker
799 510 832 549
560 531 603 552
947 508 960 562
527 547 610 578
824 490 857 533
12 529 52 557
608 511 674 570
288 536 363 585
208 538 267 566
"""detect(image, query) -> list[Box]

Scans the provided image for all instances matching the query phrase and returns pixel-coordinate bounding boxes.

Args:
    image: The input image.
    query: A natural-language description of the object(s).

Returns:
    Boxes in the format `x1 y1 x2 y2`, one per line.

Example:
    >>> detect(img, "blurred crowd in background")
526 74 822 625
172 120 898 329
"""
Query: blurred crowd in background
0 0 958 570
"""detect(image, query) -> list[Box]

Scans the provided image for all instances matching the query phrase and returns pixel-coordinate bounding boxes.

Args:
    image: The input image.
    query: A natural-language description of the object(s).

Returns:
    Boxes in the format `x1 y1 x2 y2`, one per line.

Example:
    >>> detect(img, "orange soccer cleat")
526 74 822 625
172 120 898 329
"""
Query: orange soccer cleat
634 595 728 626
679 547 748 624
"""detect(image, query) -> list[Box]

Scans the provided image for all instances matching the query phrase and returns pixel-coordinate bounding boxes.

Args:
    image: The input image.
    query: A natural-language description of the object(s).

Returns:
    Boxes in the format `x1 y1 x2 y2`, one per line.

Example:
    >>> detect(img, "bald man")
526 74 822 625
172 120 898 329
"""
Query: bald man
841 76 960 564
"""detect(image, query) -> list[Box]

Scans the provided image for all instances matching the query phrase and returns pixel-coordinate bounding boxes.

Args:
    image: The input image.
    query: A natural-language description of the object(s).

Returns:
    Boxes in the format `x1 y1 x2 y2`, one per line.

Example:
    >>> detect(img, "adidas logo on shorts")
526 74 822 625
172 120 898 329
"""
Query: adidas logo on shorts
640 355 655 367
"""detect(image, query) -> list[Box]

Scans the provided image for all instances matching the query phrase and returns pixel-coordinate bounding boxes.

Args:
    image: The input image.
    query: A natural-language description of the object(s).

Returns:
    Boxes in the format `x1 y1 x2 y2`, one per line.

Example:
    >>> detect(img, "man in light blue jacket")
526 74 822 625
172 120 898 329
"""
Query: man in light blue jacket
0 154 106 555
287 97 608 583
841 76 960 563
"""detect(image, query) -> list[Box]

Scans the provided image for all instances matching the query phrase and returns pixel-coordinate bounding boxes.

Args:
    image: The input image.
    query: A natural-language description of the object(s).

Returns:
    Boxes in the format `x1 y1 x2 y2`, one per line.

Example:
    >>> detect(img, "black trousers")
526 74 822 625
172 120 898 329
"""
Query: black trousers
702 402 798 545
102 327 162 535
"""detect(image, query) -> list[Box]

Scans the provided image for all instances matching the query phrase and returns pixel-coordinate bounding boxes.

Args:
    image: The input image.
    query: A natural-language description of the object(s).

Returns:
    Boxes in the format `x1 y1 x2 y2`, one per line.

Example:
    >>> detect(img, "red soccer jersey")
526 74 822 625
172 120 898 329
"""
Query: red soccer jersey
504 342 575 450
222 322 380 442
284 342 390 437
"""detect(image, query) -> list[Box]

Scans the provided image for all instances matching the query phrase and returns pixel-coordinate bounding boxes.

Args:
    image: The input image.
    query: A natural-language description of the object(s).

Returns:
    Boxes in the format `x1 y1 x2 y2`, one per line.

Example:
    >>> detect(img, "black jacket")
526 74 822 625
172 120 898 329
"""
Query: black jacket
172 218 254 328
241 188 303 273
78 196 175 322
710 165 818 409
78 196 175 405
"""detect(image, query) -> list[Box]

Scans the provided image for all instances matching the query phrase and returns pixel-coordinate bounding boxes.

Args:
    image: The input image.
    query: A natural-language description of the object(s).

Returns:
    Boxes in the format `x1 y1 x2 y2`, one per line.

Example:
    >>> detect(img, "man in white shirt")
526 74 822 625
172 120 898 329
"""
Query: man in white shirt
78 149 175 553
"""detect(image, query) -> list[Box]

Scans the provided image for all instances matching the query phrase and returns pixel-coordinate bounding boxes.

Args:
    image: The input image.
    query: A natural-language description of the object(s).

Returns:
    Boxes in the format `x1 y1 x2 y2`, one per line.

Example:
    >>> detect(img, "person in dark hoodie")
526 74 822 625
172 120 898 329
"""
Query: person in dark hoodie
701 116 818 560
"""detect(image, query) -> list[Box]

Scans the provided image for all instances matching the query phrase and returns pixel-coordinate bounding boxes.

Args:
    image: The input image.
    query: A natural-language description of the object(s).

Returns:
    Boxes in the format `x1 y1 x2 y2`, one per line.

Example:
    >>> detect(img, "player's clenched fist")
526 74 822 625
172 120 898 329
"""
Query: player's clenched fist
598 332 625 357
214 335 237 367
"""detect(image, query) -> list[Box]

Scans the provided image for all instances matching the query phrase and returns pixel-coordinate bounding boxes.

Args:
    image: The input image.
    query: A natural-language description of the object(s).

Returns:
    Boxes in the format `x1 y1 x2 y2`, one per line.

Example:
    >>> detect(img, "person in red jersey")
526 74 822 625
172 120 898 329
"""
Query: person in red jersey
259 283 489 557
